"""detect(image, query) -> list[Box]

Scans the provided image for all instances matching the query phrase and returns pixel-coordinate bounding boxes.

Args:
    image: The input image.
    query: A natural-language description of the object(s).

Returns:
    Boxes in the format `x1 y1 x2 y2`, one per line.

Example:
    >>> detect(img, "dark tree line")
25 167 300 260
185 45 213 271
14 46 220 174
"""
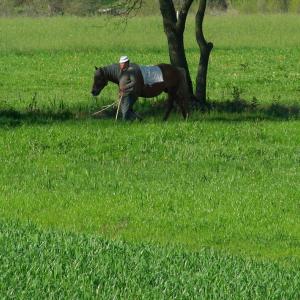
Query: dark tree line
3 0 299 15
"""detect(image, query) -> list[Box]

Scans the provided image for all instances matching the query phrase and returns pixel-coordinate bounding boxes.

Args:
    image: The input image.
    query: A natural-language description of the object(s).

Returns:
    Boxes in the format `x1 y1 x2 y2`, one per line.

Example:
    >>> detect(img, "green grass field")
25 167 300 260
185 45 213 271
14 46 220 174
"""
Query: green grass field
1 220 300 299
0 15 300 298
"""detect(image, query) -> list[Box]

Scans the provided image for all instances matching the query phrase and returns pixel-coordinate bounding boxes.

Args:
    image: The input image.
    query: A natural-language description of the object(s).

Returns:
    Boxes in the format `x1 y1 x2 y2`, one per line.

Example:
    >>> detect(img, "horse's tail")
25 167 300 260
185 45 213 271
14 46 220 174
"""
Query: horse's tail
176 67 189 117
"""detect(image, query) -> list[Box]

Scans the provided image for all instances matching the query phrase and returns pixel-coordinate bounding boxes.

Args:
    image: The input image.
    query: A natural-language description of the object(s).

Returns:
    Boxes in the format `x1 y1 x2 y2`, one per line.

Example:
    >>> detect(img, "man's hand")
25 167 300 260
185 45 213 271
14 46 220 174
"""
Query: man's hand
119 78 132 97
119 85 125 97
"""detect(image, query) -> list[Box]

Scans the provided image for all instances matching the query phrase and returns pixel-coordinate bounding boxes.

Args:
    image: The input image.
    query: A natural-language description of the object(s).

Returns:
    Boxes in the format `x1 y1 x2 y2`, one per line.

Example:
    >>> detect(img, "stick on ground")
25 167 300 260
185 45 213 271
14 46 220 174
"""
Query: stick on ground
115 97 122 121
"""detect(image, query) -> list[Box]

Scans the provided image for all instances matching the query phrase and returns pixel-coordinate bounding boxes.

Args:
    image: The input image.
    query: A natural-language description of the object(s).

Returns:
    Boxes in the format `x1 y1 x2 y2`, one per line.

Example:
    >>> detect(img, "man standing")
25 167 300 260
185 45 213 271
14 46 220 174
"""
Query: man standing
118 56 140 120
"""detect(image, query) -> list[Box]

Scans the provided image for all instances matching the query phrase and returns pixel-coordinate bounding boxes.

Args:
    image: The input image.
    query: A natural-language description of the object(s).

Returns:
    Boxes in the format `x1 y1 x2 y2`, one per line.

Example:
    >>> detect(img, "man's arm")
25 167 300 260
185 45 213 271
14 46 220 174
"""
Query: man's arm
119 70 136 96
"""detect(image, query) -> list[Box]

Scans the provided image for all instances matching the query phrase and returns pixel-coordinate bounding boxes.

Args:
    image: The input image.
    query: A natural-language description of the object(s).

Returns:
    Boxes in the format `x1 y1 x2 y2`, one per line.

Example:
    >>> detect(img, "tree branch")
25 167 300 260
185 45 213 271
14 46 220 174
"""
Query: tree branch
176 0 193 33
159 0 177 33
195 0 213 105
122 0 144 16
110 0 144 17
195 0 212 49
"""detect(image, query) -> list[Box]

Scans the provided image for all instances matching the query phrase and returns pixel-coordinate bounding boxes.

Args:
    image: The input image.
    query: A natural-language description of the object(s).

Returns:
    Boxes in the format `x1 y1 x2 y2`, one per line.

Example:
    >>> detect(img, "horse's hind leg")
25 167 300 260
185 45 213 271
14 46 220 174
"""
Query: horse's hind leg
176 67 189 120
163 93 174 121
177 95 188 120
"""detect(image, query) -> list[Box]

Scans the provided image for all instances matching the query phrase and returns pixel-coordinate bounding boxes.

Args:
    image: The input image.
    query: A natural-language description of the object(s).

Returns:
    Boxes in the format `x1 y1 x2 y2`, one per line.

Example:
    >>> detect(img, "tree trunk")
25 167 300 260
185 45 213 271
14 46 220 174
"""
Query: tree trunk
159 0 194 99
121 0 213 106
195 0 213 106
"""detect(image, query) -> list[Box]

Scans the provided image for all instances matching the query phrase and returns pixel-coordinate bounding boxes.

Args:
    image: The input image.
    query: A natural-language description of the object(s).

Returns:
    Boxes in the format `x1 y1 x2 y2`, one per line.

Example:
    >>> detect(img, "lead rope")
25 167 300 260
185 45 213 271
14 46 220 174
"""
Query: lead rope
115 96 122 121
91 102 115 117
91 95 122 120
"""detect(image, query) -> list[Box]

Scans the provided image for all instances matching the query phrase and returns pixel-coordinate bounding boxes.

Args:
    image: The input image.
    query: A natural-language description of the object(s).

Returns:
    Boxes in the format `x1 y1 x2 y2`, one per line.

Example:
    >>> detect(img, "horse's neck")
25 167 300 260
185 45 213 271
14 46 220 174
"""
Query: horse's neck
102 64 120 84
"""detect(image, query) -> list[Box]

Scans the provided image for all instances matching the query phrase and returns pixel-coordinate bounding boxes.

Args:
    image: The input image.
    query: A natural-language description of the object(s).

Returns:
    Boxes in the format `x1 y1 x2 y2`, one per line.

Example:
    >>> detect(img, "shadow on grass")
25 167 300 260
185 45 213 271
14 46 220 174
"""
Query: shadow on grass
140 98 300 121
0 99 299 127
203 99 300 121
0 109 76 127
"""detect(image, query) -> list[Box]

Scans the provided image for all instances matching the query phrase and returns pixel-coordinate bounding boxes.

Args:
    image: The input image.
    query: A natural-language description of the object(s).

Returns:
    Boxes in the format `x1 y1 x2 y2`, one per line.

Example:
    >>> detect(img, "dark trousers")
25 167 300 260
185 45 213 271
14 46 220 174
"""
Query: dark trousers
121 94 138 120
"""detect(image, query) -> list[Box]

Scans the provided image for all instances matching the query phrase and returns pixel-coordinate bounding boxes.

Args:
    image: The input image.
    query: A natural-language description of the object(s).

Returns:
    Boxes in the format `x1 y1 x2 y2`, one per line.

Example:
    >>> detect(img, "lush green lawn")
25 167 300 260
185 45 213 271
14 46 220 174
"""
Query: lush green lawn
1 119 299 260
0 15 300 297
0 15 299 108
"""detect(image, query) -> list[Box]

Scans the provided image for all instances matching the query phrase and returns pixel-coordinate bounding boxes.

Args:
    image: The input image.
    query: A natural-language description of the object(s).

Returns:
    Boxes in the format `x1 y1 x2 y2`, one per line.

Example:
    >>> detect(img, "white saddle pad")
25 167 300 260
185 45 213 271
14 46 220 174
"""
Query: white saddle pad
140 65 164 86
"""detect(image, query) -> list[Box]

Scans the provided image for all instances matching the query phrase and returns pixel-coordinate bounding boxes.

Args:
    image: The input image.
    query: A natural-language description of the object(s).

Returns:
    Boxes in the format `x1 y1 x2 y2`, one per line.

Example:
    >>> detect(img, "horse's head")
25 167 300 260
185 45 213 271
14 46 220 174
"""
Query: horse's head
91 67 108 96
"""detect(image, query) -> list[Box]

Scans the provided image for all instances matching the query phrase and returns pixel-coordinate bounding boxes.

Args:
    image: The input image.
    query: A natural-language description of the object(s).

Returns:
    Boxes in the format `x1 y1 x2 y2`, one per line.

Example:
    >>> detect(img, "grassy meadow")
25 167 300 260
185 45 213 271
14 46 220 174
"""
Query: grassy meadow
0 14 300 298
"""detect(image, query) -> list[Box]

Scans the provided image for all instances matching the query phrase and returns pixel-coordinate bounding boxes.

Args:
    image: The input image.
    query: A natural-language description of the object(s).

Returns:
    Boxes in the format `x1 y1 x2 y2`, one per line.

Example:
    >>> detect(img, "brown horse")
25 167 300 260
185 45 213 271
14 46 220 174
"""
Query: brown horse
91 63 188 120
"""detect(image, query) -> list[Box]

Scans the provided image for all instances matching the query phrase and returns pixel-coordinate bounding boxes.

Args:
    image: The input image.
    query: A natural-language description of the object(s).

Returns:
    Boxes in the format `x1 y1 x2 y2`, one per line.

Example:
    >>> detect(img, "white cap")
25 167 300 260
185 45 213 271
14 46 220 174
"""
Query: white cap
119 56 129 63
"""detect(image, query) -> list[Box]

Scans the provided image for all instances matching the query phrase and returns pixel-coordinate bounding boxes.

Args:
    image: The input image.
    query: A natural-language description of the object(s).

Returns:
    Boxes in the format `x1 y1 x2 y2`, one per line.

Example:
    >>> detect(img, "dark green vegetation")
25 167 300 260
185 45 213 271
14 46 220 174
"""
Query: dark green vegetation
1 220 300 298
0 15 300 298
1 0 300 16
